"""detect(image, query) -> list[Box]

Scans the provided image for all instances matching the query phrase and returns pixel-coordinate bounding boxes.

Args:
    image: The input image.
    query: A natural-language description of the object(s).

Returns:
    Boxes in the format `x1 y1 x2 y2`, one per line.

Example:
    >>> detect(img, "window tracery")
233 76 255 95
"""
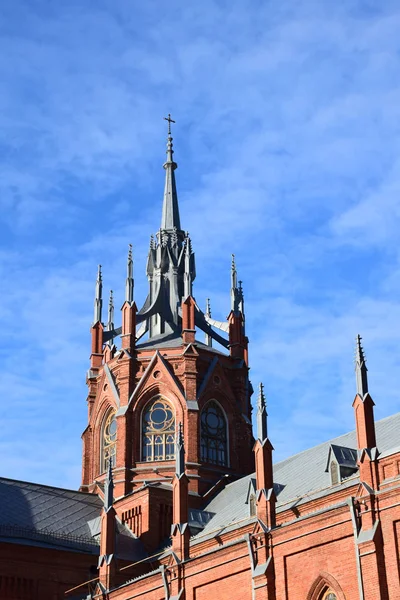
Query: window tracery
200 400 228 466
101 410 117 472
142 398 175 461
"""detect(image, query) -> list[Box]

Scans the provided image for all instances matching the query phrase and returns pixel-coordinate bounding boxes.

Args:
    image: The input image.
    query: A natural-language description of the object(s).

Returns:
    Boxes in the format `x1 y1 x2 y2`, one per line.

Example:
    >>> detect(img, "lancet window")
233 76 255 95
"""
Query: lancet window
142 398 175 462
200 400 228 466
101 410 117 472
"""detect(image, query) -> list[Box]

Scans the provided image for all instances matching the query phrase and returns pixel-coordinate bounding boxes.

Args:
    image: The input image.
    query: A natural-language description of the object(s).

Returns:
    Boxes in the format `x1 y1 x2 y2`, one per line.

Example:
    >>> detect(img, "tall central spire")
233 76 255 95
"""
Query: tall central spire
161 114 182 231
140 116 195 340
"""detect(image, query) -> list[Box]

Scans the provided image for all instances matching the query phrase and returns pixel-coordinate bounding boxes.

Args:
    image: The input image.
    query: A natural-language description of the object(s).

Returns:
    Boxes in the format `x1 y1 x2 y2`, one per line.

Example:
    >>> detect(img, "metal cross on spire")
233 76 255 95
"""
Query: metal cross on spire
164 113 175 136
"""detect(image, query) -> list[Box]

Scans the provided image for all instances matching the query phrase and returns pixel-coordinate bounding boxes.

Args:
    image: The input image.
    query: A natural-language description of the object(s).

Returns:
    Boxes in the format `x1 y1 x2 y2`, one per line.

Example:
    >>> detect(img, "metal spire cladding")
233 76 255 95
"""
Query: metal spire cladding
161 114 181 232
257 382 268 442
125 244 134 304
230 254 243 314
139 116 196 340
93 265 103 325
355 334 368 397
104 459 114 512
205 298 212 347
107 290 114 345
175 422 185 478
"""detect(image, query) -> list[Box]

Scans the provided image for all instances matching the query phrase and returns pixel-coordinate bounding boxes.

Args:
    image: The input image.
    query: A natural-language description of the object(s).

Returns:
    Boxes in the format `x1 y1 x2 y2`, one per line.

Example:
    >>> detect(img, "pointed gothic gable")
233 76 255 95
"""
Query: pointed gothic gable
127 350 185 411
196 355 236 408
251 518 270 536
196 356 218 400
181 342 199 357
117 347 133 360
104 363 120 408
90 370 119 420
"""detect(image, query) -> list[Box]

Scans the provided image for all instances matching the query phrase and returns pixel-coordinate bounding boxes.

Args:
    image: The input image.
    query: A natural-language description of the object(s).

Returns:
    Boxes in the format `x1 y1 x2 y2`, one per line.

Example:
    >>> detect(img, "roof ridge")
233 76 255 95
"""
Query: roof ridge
274 410 400 470
0 476 101 499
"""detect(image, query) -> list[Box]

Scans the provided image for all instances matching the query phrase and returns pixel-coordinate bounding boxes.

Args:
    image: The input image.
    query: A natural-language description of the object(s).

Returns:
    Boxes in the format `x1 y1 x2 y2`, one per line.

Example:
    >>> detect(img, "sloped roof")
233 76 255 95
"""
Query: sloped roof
0 477 146 561
0 477 102 552
136 331 227 356
194 412 400 542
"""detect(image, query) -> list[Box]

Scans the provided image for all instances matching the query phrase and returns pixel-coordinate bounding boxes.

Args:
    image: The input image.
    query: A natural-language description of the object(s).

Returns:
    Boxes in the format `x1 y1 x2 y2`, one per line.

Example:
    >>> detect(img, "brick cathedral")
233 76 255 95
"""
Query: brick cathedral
1 120 400 600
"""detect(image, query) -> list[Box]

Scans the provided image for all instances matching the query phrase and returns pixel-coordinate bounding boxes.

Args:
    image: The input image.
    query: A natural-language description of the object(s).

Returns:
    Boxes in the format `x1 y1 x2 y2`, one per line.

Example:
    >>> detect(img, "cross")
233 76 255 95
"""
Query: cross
164 113 175 136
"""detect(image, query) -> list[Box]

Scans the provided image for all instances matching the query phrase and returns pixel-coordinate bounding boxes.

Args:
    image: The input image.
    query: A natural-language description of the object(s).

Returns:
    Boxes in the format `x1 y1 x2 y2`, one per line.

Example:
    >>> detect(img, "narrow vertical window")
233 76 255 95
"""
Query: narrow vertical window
249 494 256 517
330 460 339 485
101 410 117 472
200 401 228 466
142 398 175 461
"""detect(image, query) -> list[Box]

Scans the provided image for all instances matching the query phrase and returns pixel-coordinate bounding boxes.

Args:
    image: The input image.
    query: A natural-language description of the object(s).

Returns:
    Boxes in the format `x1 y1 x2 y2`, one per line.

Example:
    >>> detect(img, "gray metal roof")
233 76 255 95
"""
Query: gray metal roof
194 412 400 542
0 477 102 552
0 477 147 561
136 332 227 356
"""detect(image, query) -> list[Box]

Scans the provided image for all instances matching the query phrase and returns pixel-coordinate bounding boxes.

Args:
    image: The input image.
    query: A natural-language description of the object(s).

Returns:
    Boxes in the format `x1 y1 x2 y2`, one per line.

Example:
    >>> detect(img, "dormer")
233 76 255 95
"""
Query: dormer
325 444 358 485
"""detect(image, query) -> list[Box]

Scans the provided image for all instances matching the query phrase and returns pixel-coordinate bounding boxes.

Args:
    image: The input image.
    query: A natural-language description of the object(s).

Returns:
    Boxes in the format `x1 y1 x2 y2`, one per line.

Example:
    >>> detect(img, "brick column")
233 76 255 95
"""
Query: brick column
182 296 196 344
254 438 276 529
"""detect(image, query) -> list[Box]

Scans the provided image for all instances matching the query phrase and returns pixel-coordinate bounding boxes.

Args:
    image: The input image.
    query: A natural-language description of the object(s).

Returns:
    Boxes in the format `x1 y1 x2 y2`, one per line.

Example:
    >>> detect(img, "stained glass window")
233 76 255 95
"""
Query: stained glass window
102 410 117 472
200 401 228 466
142 398 175 462
322 592 337 600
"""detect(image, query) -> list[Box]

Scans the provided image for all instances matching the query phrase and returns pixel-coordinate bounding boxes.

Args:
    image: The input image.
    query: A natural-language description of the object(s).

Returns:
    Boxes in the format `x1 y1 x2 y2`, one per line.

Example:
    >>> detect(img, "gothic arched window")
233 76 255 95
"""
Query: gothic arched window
142 398 175 462
101 410 117 472
200 401 228 466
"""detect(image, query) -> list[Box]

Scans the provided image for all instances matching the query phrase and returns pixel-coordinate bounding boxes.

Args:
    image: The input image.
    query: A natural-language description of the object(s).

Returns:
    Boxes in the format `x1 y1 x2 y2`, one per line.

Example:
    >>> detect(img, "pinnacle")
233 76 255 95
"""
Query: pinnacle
206 298 211 317
355 334 366 365
355 334 368 397
257 382 268 442
258 382 266 409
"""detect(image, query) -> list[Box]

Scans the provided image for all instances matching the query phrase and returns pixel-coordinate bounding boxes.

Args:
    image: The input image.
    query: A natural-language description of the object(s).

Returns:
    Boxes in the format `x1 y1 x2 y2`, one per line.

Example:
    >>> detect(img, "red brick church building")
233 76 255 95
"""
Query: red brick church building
1 120 400 600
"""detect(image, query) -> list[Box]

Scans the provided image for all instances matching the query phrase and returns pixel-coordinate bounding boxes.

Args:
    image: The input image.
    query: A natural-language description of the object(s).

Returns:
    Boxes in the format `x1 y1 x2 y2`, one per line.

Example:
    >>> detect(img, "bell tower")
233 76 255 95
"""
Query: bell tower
80 116 254 547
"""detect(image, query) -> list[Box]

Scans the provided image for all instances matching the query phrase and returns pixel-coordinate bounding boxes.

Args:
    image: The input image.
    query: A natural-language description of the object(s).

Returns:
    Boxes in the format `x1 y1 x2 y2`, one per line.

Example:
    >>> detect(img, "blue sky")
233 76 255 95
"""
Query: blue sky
1 0 400 489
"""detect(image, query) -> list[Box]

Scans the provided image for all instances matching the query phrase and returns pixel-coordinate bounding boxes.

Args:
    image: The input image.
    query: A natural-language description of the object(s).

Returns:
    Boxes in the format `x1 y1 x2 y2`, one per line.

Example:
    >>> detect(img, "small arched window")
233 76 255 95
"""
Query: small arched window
200 401 228 466
142 398 175 462
101 410 117 472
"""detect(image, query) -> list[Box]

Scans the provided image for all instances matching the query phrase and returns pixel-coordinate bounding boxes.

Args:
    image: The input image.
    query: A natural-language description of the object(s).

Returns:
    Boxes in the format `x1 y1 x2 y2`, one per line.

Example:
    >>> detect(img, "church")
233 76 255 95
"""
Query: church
1 118 400 600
